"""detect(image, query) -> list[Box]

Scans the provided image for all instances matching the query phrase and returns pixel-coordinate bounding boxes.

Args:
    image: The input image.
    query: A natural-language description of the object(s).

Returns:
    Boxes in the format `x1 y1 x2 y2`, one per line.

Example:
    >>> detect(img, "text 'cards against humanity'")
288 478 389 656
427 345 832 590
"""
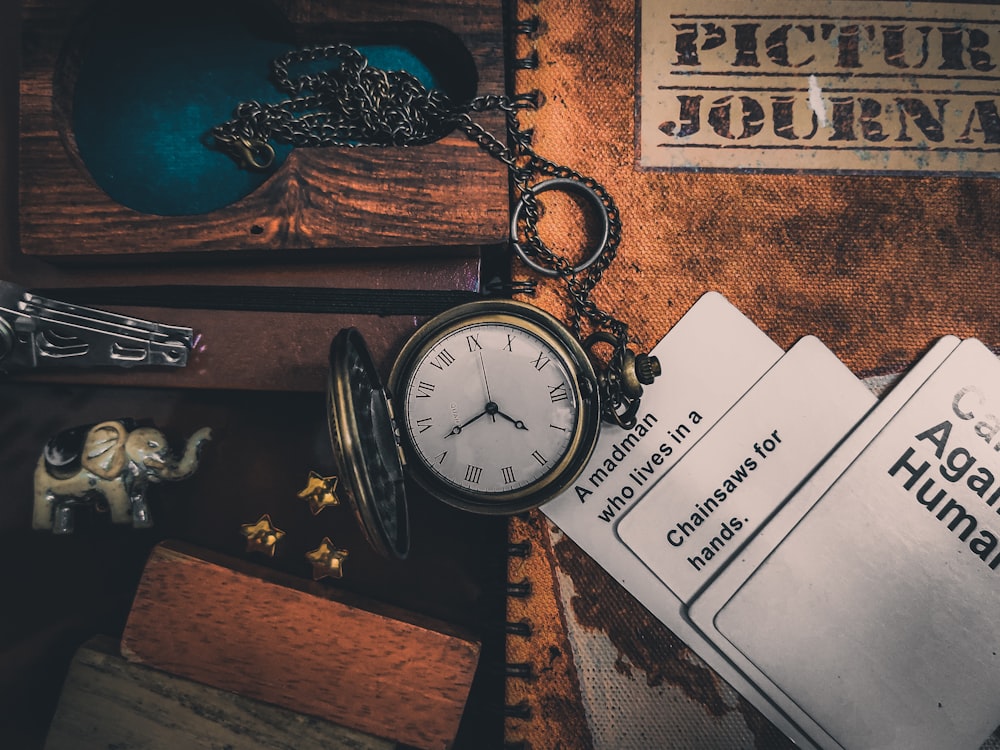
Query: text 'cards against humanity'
689 338 1000 750
616 335 876 603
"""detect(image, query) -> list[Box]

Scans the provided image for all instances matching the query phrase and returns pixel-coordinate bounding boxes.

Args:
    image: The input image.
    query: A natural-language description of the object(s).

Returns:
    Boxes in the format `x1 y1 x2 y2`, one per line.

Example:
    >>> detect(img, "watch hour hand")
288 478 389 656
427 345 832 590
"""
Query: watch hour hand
496 410 528 431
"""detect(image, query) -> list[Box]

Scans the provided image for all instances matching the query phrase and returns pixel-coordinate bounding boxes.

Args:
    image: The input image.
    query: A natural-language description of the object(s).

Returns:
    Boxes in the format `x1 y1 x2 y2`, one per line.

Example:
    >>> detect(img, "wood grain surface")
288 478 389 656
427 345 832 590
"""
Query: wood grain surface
45 636 394 750
121 541 481 750
18 0 507 261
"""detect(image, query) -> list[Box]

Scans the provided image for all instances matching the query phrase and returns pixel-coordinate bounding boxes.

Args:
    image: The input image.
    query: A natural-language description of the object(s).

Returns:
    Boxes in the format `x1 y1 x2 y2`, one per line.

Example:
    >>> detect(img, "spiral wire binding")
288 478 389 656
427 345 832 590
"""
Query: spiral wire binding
505 700 533 720
505 619 533 637
504 523 535 738
504 11 543 747
512 49 539 70
506 578 533 598
506 662 535 679
505 526 535 734
506 540 533 558
514 16 540 36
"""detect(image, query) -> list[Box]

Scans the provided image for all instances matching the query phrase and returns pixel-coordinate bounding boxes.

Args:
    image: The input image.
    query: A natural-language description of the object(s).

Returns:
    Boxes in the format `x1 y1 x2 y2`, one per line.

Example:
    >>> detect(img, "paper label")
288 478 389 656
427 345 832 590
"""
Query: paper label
617 336 876 603
704 339 1000 750
638 0 1000 174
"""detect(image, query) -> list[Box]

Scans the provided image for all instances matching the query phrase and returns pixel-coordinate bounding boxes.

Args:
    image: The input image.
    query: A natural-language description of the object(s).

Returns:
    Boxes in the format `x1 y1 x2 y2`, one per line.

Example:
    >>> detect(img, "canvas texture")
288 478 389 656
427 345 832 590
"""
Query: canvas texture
505 0 1000 748
509 0 1000 375
505 512 796 750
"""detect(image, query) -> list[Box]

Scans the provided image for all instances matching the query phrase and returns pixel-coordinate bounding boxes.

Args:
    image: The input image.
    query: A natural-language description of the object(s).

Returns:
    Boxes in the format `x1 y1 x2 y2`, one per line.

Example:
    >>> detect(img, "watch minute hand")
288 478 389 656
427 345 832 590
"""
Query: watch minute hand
445 408 489 438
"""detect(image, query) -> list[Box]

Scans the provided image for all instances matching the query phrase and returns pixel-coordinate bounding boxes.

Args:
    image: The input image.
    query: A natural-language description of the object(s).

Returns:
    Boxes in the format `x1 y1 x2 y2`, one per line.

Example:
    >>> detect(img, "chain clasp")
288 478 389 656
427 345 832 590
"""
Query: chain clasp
221 135 275 170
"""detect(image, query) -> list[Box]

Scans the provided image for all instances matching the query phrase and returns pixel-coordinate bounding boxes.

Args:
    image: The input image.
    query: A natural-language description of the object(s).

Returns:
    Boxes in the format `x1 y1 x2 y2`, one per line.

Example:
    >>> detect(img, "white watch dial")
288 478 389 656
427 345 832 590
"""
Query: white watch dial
401 321 580 496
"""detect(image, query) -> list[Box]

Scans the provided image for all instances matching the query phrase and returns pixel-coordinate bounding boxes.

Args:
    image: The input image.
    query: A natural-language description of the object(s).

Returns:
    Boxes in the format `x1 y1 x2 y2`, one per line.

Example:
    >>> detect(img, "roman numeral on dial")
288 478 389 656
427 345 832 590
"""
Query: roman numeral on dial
548 383 568 402
429 349 456 370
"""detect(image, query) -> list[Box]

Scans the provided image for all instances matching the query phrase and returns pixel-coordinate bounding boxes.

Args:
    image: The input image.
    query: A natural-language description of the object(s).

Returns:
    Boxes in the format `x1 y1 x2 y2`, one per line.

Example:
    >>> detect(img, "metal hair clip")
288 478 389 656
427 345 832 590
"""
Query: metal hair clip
0 280 194 372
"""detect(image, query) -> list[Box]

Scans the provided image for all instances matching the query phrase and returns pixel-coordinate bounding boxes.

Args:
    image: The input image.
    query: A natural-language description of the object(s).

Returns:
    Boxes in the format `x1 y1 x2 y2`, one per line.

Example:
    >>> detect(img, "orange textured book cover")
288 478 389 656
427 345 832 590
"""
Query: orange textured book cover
505 1 1000 748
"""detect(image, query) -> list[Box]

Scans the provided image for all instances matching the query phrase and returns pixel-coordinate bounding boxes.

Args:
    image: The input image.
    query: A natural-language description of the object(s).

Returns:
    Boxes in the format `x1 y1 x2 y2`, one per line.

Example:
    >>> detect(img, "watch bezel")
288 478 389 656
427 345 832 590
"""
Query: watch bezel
388 299 601 515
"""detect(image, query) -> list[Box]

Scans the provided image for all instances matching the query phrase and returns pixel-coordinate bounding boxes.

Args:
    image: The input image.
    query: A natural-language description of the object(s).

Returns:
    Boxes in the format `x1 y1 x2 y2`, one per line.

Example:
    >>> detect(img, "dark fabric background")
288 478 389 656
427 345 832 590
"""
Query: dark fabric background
0 3 506 748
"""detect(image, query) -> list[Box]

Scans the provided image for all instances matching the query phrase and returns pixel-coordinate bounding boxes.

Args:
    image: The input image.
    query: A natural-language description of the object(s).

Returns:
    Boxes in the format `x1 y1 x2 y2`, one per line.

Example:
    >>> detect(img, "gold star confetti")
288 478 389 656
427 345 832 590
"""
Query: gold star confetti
297 471 340 515
306 537 349 580
240 514 286 557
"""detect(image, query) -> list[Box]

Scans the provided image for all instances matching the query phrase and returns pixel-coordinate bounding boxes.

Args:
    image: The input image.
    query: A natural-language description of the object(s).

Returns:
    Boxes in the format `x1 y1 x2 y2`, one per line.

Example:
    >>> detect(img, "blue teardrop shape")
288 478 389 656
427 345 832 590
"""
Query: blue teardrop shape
71 1 440 217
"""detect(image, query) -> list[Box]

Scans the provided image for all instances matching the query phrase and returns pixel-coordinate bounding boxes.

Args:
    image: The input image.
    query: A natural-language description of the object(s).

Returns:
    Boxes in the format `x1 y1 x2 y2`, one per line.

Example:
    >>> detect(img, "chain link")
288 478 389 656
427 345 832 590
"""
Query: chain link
211 44 646 427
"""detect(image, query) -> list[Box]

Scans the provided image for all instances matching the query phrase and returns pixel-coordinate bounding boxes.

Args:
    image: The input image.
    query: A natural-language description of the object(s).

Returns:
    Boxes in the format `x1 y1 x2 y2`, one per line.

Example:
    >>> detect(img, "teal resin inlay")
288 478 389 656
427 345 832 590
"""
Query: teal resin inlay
72 3 440 217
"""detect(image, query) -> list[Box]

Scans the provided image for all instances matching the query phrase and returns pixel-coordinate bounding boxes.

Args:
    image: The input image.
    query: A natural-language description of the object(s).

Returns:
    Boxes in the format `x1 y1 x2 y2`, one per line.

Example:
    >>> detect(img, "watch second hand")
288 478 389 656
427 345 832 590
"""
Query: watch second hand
479 352 496 423
477 352 526 429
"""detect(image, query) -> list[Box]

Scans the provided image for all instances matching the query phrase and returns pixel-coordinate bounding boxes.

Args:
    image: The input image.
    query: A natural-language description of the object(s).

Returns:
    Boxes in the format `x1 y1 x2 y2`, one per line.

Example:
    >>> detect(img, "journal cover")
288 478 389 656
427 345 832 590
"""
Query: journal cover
506 0 1000 747
509 0 1000 372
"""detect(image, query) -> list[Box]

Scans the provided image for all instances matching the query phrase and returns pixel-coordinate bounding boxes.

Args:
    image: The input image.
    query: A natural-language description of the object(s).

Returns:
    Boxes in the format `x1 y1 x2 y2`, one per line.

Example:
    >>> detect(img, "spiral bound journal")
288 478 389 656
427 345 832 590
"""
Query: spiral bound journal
505 0 1000 748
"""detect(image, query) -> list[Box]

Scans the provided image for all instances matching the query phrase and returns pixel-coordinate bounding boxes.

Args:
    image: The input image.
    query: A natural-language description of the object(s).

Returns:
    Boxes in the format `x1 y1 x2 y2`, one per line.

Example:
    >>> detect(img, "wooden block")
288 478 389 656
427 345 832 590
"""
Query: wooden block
45 636 393 750
121 541 481 750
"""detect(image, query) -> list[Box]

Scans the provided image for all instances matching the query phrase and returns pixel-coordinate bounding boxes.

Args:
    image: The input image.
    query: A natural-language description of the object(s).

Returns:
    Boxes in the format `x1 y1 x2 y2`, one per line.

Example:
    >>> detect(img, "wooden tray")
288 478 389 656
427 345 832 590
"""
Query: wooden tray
19 0 508 262
45 637 394 750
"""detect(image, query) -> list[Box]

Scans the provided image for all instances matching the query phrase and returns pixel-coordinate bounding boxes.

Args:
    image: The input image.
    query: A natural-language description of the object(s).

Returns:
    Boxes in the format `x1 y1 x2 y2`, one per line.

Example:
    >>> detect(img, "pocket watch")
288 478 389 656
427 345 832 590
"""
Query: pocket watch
391 299 603 513
327 299 605 557
325 177 662 558
207 44 661 557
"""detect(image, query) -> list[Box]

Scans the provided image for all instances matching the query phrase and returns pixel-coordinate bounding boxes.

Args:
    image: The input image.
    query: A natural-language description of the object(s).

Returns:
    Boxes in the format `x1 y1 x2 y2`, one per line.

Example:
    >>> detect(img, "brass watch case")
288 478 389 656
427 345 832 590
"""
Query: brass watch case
388 299 601 515
327 328 410 559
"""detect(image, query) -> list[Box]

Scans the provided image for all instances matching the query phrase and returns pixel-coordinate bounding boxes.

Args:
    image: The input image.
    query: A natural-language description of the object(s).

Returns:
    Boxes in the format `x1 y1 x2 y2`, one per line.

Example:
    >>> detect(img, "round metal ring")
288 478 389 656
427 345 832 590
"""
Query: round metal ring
510 177 611 278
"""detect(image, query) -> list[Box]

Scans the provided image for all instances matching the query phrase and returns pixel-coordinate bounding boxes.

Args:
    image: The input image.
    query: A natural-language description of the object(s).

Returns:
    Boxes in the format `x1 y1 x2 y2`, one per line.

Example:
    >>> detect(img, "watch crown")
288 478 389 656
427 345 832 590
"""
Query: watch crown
620 350 662 398
634 352 662 385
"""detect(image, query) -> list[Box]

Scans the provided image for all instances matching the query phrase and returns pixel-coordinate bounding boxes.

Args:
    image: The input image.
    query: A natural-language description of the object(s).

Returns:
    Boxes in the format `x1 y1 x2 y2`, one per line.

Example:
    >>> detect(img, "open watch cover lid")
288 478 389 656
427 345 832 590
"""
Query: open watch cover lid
327 328 410 559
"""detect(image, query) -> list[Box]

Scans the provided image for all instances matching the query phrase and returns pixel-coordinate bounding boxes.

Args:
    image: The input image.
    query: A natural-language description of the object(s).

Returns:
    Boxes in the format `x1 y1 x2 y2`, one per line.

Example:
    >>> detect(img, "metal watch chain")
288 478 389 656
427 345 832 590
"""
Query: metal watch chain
211 43 660 428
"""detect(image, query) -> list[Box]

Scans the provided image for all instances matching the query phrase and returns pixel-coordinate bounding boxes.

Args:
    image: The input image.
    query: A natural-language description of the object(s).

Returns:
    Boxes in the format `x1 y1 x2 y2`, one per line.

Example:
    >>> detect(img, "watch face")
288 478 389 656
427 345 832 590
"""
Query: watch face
398 314 588 508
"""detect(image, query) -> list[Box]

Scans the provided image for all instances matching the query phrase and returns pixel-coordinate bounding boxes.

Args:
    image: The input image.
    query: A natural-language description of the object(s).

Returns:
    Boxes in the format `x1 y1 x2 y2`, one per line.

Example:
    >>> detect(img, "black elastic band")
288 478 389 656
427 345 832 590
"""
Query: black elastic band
35 286 485 317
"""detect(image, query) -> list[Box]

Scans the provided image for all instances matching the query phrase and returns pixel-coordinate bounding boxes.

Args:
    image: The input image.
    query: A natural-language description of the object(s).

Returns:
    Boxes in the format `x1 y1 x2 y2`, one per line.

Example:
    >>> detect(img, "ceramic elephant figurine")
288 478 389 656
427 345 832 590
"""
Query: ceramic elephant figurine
33 419 212 534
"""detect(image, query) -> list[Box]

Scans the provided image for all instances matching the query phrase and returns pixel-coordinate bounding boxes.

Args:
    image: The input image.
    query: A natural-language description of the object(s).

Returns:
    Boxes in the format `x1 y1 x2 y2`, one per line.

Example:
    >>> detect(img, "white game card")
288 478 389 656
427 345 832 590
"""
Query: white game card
541 292 817 745
616 335 877 604
542 292 783 576
688 337 1000 750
